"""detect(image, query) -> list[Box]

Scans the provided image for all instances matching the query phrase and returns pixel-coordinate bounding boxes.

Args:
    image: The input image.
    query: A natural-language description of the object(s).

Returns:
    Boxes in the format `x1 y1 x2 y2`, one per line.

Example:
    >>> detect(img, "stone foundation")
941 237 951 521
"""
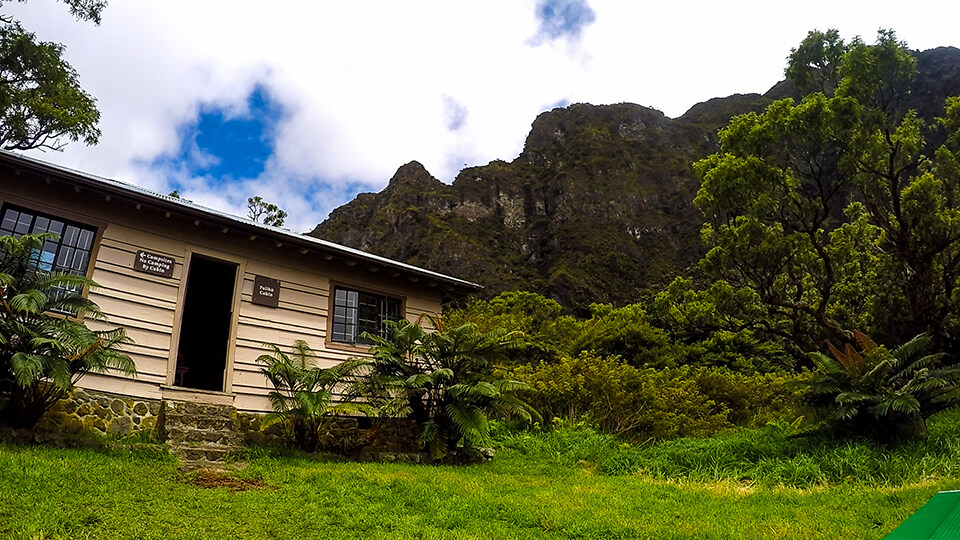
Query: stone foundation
34 389 430 462
238 413 424 460
35 388 161 438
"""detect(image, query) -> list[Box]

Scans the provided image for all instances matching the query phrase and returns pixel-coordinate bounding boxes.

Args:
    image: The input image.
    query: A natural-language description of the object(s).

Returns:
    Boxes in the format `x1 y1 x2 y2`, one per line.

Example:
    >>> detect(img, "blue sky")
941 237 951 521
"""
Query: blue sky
160 86 279 190
9 0 960 233
533 0 596 42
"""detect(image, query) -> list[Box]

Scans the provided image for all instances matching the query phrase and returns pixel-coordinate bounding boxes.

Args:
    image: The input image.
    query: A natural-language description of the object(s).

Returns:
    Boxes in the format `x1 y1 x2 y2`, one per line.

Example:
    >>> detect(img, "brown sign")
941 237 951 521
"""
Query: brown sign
252 275 280 307
133 250 175 278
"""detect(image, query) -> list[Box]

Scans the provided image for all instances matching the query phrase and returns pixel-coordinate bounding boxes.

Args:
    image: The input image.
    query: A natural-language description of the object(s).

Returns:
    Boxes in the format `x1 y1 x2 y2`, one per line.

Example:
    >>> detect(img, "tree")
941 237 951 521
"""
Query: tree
359 318 535 460
785 28 846 95
0 233 135 428
246 196 287 227
0 0 105 151
256 340 367 452
695 29 960 357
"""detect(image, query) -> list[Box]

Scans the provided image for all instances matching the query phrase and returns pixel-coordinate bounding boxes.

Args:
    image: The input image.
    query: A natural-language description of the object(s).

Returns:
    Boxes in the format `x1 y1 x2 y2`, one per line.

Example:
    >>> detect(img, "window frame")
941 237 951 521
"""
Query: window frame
0 199 105 318
325 281 405 353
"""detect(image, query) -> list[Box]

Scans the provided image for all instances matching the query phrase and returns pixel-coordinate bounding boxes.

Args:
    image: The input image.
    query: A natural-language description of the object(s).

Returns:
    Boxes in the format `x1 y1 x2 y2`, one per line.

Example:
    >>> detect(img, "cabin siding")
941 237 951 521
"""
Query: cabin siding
1 170 446 413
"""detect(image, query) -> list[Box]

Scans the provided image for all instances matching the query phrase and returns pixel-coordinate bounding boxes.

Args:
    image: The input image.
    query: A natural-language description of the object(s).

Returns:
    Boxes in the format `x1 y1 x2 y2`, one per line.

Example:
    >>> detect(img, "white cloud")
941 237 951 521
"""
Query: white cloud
5 0 959 234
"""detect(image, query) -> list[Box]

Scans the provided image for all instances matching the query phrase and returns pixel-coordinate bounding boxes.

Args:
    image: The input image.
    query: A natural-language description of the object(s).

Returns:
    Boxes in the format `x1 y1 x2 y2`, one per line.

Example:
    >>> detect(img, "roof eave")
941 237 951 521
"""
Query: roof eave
0 152 483 295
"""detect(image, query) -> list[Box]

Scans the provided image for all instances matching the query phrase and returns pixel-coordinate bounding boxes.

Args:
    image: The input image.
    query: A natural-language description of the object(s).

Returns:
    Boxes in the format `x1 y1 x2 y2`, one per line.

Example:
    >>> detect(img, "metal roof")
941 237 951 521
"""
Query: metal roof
0 151 482 293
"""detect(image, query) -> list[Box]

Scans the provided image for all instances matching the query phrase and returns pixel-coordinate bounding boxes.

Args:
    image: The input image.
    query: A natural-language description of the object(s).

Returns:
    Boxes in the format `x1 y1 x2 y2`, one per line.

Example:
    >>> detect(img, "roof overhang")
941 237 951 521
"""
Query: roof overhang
0 151 483 298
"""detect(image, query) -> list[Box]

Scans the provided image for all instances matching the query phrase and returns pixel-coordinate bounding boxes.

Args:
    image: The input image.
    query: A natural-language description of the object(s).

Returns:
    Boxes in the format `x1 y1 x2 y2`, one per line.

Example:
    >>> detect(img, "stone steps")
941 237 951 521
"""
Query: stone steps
159 399 242 470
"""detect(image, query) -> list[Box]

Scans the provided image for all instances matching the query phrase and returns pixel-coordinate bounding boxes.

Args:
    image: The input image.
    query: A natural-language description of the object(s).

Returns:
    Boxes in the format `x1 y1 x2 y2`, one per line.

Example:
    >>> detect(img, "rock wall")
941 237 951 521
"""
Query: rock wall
238 413 424 461
36 388 162 438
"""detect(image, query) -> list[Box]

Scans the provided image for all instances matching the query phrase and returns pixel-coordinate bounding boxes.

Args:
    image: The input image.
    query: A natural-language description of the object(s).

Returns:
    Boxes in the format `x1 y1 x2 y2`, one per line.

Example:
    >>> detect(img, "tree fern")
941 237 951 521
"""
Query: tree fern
357 318 536 460
0 233 135 428
806 332 960 445
256 339 366 452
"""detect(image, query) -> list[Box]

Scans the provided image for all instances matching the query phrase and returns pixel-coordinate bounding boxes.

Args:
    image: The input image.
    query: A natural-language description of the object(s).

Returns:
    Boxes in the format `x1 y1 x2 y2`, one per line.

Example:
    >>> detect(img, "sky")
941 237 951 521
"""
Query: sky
7 0 960 233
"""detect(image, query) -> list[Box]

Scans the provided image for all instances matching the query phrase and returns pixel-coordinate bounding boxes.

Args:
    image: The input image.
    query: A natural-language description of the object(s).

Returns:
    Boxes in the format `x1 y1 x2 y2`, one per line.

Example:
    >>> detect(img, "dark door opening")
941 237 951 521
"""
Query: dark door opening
174 255 237 392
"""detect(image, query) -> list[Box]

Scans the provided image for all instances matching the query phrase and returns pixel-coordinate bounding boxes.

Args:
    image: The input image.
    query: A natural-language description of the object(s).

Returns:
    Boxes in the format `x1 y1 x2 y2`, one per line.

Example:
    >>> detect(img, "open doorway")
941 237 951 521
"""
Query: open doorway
174 255 237 392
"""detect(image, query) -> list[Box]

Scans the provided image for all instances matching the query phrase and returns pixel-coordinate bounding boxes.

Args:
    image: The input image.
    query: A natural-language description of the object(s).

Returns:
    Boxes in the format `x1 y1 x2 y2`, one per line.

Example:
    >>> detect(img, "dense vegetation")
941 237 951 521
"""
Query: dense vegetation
426 30 960 449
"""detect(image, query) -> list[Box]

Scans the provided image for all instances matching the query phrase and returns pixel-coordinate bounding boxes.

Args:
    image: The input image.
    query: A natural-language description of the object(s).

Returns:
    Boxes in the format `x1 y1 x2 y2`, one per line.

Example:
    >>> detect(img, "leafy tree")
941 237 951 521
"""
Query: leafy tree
256 340 367 452
246 196 287 227
785 29 846 95
0 233 135 428
359 318 535 460
0 0 105 151
806 332 960 445
650 277 795 372
695 29 960 355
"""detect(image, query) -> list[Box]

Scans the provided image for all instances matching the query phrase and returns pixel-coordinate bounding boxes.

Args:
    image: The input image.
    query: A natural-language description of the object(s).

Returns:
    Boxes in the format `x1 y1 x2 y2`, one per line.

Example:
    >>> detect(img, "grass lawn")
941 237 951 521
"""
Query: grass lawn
1 430 956 540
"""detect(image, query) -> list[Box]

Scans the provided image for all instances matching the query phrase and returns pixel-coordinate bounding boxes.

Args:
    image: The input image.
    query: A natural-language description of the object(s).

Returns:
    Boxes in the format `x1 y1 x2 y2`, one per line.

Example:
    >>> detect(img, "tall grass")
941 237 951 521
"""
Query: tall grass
495 409 960 487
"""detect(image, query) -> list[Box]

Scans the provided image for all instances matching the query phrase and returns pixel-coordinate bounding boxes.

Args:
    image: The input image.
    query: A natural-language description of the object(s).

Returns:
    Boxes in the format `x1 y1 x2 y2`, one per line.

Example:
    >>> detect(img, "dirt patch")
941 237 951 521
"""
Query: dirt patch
187 468 270 491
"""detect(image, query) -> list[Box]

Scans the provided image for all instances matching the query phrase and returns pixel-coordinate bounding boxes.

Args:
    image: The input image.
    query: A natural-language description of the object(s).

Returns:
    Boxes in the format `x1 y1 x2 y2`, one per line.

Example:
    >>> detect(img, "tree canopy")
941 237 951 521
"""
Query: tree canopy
0 0 103 151
247 196 287 227
695 29 960 360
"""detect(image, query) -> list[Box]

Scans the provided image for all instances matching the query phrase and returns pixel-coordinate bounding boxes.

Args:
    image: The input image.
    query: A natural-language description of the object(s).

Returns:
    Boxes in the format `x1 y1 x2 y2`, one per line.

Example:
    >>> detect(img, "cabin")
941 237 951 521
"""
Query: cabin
0 152 480 414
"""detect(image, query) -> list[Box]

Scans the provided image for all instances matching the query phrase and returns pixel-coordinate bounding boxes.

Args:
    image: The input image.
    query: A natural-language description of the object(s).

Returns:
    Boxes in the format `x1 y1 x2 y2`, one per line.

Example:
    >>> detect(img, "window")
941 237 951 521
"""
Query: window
0 204 98 309
330 286 401 345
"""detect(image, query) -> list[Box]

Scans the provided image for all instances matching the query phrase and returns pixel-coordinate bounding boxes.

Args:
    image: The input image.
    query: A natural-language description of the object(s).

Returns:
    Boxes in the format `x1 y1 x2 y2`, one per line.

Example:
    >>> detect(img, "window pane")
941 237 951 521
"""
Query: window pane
62 225 80 247
56 246 73 267
78 229 94 251
72 251 89 273
1 209 18 232
34 216 49 233
38 249 54 272
14 213 31 234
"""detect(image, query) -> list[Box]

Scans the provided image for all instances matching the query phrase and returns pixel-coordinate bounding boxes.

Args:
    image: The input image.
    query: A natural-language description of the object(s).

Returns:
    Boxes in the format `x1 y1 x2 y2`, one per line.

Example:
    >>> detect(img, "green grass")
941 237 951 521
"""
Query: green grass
498 409 960 487
4 414 960 539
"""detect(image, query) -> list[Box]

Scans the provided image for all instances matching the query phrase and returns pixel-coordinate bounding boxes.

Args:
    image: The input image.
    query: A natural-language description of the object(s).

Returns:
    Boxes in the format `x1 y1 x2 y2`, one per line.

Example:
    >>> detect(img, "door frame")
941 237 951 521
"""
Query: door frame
166 247 245 394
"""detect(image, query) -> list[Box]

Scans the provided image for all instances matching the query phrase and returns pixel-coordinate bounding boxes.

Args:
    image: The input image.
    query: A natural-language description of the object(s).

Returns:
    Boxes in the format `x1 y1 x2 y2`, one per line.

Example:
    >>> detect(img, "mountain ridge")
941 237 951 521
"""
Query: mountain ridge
310 46 960 310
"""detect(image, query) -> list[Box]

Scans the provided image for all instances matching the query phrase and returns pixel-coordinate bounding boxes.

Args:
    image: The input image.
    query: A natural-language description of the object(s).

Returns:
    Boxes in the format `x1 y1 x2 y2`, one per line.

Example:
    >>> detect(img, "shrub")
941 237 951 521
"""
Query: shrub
509 353 805 442
508 353 729 441
444 291 569 365
691 367 807 426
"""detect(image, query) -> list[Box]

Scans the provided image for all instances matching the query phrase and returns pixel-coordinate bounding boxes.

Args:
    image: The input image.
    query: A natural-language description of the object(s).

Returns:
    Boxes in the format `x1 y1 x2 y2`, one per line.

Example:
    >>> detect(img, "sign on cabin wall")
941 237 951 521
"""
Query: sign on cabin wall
252 275 281 307
133 250 175 278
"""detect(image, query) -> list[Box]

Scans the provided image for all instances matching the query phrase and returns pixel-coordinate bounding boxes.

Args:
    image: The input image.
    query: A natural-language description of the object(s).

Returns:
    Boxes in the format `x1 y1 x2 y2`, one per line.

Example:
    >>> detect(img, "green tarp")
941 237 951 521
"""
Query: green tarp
885 491 960 539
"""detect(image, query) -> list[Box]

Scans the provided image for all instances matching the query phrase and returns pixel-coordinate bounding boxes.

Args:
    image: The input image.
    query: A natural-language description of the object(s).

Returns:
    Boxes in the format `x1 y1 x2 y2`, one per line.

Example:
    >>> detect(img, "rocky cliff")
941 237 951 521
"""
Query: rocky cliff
310 47 960 311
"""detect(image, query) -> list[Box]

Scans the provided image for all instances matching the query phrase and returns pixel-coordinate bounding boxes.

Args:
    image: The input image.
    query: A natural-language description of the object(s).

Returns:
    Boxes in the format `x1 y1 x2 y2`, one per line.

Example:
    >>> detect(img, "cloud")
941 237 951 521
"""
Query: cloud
3 0 958 236
531 0 597 43
442 95 469 132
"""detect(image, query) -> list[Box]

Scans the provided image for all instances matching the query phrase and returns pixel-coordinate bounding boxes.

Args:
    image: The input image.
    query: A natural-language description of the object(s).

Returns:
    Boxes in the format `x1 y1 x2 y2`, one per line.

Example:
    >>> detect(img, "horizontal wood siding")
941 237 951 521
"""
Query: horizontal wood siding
0 176 447 414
